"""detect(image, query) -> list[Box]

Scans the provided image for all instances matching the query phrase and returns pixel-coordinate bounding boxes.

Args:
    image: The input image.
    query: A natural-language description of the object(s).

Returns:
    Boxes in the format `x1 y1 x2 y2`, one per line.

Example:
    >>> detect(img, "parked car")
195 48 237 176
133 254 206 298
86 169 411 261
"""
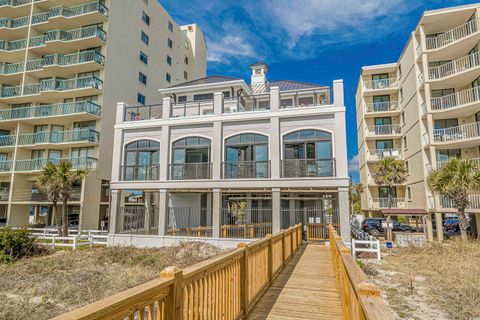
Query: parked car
361 218 416 237
444 218 460 232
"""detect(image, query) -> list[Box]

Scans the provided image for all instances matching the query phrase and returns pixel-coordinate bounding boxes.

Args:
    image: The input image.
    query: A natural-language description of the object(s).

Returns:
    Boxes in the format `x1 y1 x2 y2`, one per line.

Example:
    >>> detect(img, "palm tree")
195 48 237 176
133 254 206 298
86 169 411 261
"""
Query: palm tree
427 158 480 241
36 160 88 237
373 158 408 209
35 162 62 236
349 183 363 215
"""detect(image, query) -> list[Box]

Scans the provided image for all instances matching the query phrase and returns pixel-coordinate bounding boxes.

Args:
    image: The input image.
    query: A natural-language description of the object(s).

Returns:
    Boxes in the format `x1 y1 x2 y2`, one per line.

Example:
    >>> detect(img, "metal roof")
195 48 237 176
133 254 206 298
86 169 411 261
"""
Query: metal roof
250 80 328 94
167 75 242 88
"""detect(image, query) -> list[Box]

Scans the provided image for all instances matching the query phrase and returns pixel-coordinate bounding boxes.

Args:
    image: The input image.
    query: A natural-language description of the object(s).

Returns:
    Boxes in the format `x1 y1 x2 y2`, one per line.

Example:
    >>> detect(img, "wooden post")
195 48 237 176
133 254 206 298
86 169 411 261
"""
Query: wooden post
237 243 248 318
281 230 286 266
266 234 273 281
160 266 183 320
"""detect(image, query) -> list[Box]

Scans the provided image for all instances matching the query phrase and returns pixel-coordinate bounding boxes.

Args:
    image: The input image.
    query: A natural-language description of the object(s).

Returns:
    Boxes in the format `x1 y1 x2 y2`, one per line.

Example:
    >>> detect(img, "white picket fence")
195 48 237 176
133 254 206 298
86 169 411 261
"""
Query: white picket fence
352 238 381 261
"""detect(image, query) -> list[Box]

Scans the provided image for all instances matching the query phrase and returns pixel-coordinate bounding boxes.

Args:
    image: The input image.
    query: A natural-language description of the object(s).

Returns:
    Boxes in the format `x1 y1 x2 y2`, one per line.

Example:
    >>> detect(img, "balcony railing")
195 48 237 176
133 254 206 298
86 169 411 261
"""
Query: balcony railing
433 121 480 143
223 161 270 179
370 197 406 209
0 0 31 7
436 157 480 169
431 86 480 111
0 101 100 121
124 104 162 122
121 165 160 181
170 162 212 180
170 100 214 118
363 78 398 90
366 124 402 136
115 206 159 235
0 25 106 51
365 101 399 113
166 207 212 237
0 160 13 172
0 187 9 200
367 149 402 161
279 89 330 109
14 188 81 202
0 134 15 147
426 18 480 50
1 76 103 98
220 208 272 239
17 129 99 145
440 194 480 210
282 159 335 178
0 1 108 29
15 157 97 171
429 51 480 80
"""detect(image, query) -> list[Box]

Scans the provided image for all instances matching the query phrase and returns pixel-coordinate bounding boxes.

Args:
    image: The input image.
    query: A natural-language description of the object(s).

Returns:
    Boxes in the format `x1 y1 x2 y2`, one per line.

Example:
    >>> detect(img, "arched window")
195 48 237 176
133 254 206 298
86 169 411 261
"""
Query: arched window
224 133 269 178
283 129 333 177
123 140 160 180
171 137 211 180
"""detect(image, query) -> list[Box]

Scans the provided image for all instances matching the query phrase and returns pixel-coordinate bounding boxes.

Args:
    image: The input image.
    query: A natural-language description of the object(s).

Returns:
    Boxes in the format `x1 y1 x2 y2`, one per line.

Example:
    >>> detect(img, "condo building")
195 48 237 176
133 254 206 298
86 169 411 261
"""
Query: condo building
356 4 480 241
0 0 206 229
108 63 350 247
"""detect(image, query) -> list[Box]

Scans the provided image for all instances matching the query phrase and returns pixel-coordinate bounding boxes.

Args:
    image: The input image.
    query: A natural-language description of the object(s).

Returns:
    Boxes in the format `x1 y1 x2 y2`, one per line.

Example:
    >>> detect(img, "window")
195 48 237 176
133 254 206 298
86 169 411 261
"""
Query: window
171 137 211 180
407 187 412 200
166 55 172 65
166 73 171 83
398 64 402 78
137 93 146 105
401 111 405 124
403 136 408 149
167 38 173 48
184 71 188 80
225 133 269 178
184 56 189 65
168 21 173 32
405 160 409 174
178 96 187 103
193 93 214 101
400 87 404 101
139 51 148 64
123 140 160 181
142 11 150 25
139 72 147 85
141 31 149 45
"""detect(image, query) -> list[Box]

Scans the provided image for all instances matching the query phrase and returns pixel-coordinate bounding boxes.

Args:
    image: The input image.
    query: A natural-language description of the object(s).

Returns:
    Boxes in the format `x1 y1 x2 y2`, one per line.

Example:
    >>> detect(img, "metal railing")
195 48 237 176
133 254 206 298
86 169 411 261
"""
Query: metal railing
367 149 402 161
15 157 97 171
121 165 160 181
0 0 31 6
365 101 399 113
282 159 335 178
281 207 339 240
0 134 15 147
370 197 406 209
433 121 480 143
115 206 159 235
279 89 330 108
220 208 272 239
170 162 212 180
170 100 214 118
429 51 480 80
14 188 81 202
0 101 100 121
166 207 212 237
18 129 99 145
436 157 480 169
366 124 402 136
431 86 480 111
0 160 12 172
363 78 398 90
0 1 107 29
123 104 163 121
426 18 480 50
440 194 480 210
223 161 270 179
0 76 102 98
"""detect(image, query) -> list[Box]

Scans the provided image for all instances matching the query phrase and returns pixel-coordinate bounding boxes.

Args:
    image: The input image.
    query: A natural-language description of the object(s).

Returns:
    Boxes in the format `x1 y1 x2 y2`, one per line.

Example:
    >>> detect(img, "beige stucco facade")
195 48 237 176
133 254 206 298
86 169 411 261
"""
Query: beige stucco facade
0 0 206 229
356 3 480 240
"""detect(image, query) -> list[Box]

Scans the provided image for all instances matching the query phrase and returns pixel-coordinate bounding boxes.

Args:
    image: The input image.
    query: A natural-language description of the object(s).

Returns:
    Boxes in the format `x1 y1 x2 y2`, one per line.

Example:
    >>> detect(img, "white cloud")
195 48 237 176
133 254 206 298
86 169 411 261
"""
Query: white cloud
348 155 359 174
208 35 256 63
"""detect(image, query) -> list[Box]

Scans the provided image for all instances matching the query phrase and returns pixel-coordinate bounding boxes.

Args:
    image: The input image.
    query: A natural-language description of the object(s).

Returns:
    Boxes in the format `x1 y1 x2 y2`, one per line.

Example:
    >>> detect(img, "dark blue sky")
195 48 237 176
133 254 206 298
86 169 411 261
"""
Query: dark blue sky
161 0 478 182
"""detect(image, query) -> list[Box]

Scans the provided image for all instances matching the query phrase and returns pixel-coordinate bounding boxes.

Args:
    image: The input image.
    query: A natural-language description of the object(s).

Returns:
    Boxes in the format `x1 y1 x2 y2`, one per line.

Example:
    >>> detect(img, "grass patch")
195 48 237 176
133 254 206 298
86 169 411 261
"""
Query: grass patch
0 242 224 320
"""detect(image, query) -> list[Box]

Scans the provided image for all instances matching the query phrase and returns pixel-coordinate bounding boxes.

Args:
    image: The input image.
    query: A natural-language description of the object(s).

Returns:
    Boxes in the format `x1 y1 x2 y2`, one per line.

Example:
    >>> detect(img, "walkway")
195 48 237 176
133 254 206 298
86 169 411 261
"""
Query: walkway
247 243 344 320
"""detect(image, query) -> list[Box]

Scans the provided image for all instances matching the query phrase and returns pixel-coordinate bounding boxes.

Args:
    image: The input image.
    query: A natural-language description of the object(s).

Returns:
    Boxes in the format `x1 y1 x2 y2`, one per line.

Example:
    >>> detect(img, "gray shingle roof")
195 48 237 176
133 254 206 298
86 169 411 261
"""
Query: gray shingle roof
167 75 242 88
250 80 328 94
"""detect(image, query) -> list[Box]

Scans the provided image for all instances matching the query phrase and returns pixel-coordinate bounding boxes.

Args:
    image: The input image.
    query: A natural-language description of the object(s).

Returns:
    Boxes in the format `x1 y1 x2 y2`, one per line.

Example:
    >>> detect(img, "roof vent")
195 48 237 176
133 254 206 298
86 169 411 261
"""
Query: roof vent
250 62 268 86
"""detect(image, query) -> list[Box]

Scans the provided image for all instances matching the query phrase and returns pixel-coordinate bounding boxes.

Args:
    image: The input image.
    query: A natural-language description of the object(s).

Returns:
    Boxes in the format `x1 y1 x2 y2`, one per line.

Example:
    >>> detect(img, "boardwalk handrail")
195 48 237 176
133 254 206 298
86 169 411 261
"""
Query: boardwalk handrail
53 224 302 320
329 225 393 320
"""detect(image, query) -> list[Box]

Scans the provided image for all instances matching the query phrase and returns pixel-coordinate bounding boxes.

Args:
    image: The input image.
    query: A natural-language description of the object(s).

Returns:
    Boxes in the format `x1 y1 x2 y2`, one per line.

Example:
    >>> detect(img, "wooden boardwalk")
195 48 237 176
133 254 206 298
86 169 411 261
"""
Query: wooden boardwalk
247 243 344 320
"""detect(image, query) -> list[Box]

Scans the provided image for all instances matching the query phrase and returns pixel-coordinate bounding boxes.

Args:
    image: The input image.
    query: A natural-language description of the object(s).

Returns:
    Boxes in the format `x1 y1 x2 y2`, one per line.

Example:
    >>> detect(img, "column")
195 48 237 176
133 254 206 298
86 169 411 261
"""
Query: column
270 117 280 179
108 189 120 234
269 86 280 111
333 80 344 107
338 187 351 243
158 189 168 236
272 188 281 233
213 92 223 116
426 213 434 242
159 125 170 181
334 111 348 178
476 213 480 240
162 97 171 120
212 122 222 179
212 189 221 238
246 192 252 224
289 193 296 227
435 211 444 243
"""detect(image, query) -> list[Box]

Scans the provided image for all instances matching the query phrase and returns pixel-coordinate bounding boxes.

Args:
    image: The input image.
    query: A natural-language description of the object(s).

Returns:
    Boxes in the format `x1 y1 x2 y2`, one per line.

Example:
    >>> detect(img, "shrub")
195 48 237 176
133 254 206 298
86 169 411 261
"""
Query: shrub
0 228 39 263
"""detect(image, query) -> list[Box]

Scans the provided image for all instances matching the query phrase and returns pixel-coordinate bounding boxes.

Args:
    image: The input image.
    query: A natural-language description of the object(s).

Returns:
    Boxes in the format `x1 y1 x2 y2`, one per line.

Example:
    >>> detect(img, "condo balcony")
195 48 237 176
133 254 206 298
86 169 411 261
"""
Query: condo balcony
0 101 101 124
364 101 399 115
365 124 402 138
14 156 97 172
223 161 270 179
0 1 108 38
17 128 99 148
0 186 9 201
370 197 407 209
281 159 335 178
124 104 163 122
436 157 480 169
0 160 14 173
440 194 480 212
121 165 160 181
367 148 402 162
428 51 480 84
0 134 16 148
0 0 33 18
0 76 103 103
13 187 81 202
433 121 480 147
430 86 480 117
170 162 212 180
425 18 480 53
362 78 398 93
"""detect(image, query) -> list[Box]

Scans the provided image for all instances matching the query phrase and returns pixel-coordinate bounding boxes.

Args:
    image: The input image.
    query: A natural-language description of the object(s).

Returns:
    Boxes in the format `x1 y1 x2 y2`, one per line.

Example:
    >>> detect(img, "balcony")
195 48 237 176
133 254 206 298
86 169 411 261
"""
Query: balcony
281 159 335 178
436 157 480 169
17 128 99 147
0 101 101 124
279 89 330 109
363 78 398 92
367 149 402 161
0 0 33 18
223 161 270 179
364 101 399 114
15 156 97 172
124 104 163 122
0 187 9 201
428 51 480 85
440 194 480 212
13 187 81 202
426 18 480 51
0 76 103 103
0 160 13 173
170 163 212 180
170 100 213 118
433 121 480 147
0 134 15 148
370 197 406 209
430 87 480 116
365 124 402 138
121 165 160 181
